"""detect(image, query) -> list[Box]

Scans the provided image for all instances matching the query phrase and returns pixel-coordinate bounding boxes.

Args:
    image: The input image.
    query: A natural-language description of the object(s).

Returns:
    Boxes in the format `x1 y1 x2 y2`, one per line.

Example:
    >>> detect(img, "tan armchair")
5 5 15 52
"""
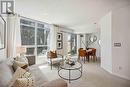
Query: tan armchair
47 51 63 69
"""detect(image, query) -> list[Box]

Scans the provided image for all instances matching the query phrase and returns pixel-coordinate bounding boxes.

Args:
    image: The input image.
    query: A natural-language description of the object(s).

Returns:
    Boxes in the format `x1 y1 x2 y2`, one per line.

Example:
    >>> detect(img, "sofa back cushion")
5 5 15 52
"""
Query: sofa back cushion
0 61 14 87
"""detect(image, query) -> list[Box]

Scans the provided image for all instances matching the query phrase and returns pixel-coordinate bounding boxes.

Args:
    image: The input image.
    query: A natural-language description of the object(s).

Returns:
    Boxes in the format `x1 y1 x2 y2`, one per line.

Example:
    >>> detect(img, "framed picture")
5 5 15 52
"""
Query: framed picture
0 15 6 50
57 41 62 49
57 33 62 41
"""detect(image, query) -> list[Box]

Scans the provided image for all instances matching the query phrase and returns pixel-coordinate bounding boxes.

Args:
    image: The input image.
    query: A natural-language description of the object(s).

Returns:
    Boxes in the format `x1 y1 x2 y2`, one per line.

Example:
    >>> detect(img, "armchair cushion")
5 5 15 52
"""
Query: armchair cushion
48 57 63 64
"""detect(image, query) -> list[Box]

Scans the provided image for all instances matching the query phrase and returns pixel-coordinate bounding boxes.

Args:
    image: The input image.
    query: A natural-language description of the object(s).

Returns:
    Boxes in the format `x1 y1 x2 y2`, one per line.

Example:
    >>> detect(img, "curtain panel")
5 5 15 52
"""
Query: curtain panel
7 14 21 58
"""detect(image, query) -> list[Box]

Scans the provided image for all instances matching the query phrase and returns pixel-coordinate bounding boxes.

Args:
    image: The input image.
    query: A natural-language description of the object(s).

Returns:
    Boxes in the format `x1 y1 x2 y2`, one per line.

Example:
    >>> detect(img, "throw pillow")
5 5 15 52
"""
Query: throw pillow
15 56 28 64
50 51 57 58
8 67 32 87
13 77 34 87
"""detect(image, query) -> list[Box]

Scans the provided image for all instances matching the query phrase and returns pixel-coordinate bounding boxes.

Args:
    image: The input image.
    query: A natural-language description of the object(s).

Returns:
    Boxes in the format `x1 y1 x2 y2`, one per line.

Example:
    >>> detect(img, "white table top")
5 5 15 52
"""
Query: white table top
86 49 92 52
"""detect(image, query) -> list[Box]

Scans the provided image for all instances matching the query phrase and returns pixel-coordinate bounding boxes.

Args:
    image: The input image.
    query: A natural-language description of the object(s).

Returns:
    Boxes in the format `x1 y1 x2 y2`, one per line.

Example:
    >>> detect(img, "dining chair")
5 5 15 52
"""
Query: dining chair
78 48 89 63
89 48 97 61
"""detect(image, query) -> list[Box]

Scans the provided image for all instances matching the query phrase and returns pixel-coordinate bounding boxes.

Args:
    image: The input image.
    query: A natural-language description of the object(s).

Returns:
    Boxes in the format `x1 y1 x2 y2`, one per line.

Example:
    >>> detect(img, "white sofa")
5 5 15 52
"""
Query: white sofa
0 60 67 87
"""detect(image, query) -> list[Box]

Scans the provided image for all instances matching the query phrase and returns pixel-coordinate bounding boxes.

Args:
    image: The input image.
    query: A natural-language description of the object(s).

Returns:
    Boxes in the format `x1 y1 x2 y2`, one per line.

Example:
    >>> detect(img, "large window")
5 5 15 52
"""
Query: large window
20 25 35 45
20 18 50 56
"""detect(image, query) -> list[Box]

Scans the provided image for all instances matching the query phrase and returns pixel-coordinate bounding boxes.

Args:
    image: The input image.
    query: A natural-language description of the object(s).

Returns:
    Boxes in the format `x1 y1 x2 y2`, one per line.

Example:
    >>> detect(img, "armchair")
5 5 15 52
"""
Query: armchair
47 51 63 69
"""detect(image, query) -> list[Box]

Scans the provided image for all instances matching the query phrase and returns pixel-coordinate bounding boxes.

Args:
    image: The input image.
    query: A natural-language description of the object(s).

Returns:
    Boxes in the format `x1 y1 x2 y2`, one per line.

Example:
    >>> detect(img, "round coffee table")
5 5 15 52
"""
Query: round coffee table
58 61 82 83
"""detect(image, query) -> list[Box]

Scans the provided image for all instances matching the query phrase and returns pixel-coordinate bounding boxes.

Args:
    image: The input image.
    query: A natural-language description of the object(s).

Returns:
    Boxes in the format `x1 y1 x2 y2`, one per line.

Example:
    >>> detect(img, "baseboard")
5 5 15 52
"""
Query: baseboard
101 66 130 80
101 66 112 73
112 72 130 81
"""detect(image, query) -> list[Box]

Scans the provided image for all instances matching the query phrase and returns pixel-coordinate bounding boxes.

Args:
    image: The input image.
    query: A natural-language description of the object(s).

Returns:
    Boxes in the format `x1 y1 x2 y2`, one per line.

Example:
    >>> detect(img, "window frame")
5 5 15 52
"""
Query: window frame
20 17 50 56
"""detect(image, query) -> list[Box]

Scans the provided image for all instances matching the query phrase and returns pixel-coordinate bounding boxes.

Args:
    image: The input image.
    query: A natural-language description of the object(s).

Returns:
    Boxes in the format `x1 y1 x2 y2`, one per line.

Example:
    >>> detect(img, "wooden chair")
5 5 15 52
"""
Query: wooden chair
78 48 83 58
78 48 89 63
47 51 63 69
89 48 97 61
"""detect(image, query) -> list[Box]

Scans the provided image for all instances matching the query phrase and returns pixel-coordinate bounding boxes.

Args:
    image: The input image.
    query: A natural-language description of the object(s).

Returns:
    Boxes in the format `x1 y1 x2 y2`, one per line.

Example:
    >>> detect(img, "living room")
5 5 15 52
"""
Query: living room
0 0 130 87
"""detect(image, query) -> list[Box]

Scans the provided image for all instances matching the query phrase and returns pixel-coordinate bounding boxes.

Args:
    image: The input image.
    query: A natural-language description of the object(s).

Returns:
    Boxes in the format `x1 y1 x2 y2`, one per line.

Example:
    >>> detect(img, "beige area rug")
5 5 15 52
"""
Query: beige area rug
36 61 130 87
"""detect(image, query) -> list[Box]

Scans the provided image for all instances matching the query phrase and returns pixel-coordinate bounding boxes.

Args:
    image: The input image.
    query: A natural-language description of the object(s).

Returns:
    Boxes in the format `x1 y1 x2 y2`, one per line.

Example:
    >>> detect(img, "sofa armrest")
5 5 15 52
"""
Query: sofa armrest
42 79 67 87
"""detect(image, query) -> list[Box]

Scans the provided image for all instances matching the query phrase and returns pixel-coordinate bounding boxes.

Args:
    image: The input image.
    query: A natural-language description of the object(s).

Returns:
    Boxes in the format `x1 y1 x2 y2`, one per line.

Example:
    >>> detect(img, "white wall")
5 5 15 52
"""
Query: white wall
99 5 130 80
49 25 74 55
99 12 112 73
112 5 130 80
49 24 57 51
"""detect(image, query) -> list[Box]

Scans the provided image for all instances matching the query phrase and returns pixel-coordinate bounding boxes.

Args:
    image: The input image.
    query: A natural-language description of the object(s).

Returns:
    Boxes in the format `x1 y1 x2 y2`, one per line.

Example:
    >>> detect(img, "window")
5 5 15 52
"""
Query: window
37 25 49 45
20 18 50 56
67 33 77 55
71 34 77 54
20 25 35 45
26 47 35 55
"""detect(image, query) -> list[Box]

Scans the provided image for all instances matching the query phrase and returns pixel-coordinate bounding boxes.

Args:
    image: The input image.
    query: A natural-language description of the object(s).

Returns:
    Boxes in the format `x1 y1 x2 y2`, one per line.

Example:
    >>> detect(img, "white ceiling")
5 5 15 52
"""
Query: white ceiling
15 0 130 32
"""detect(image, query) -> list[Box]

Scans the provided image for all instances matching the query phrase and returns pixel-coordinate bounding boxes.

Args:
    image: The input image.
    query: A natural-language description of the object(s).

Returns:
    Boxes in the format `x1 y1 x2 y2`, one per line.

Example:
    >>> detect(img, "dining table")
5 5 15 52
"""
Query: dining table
86 49 92 52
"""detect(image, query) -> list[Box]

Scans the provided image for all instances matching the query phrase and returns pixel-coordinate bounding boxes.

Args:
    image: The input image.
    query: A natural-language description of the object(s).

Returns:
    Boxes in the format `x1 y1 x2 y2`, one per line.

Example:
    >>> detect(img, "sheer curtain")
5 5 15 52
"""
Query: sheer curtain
7 14 21 58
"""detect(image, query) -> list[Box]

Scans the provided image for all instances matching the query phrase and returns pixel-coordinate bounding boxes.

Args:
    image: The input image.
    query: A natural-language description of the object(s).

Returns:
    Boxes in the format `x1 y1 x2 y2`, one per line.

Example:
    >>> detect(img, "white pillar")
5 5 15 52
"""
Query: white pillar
49 24 57 51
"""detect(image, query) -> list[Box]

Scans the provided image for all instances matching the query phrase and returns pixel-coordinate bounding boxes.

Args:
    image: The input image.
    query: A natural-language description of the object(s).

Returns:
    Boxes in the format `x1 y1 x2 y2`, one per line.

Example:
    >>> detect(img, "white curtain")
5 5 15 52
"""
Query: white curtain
7 14 21 58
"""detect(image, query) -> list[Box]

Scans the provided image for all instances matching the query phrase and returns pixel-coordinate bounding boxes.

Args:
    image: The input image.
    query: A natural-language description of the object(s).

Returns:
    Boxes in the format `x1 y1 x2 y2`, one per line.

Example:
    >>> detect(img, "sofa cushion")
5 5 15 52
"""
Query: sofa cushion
0 61 14 87
28 66 48 87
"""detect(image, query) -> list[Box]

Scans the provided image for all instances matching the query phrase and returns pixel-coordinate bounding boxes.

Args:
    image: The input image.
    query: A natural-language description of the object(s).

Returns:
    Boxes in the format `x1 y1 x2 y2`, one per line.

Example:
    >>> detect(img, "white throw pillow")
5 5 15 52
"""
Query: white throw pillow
15 56 28 64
